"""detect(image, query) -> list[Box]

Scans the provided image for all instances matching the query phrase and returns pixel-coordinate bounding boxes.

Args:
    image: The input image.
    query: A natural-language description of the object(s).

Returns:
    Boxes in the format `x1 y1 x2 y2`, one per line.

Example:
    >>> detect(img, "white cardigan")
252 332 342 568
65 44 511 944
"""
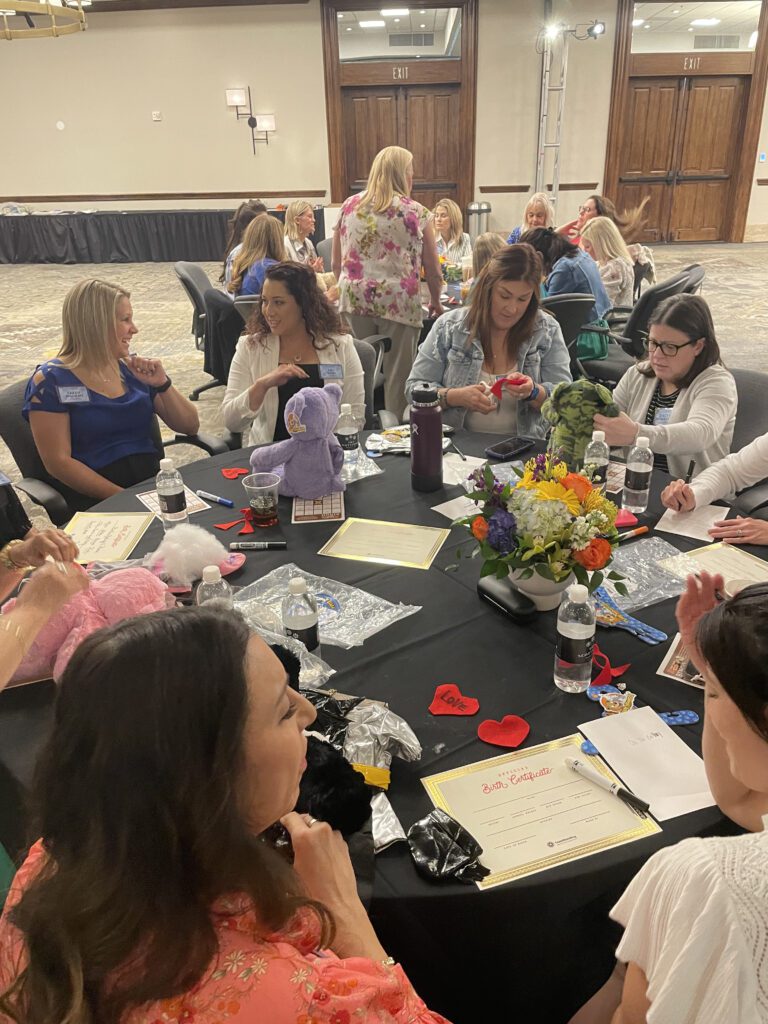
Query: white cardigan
691 431 768 506
613 363 737 480
221 332 365 446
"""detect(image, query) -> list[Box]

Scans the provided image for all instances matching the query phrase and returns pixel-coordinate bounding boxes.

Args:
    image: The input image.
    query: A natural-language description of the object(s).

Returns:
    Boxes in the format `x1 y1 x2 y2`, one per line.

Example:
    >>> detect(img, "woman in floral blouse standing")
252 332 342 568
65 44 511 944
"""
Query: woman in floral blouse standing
333 146 444 418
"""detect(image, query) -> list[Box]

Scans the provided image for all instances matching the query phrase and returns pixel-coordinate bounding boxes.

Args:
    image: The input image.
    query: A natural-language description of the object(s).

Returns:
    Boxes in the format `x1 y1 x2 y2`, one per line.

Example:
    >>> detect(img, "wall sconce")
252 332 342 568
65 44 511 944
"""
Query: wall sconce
226 86 276 153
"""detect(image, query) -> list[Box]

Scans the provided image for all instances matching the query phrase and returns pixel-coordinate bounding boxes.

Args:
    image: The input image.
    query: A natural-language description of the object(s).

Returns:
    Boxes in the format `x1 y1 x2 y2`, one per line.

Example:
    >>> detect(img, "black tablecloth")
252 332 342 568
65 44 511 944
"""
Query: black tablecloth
0 209 326 265
0 435 745 1023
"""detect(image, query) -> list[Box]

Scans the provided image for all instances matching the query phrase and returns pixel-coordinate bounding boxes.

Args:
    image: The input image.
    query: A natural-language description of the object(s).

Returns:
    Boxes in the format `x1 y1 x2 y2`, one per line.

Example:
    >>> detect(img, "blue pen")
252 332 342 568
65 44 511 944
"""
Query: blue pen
195 489 234 508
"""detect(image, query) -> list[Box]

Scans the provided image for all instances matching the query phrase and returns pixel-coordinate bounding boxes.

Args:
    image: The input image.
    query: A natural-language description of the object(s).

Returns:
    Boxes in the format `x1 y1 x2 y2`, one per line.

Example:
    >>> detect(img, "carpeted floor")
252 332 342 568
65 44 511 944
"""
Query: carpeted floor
1 243 766 517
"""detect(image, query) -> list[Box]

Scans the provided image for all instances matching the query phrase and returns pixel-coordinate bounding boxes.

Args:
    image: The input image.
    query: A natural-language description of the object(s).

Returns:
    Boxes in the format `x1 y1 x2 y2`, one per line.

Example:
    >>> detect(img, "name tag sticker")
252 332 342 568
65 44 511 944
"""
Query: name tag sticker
319 364 344 381
56 386 90 404
653 407 673 426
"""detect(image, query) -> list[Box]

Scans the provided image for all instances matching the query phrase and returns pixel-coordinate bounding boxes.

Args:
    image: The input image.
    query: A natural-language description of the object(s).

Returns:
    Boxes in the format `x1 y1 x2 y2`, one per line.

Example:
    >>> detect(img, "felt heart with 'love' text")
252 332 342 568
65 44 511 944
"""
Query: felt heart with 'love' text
477 715 530 748
429 683 480 717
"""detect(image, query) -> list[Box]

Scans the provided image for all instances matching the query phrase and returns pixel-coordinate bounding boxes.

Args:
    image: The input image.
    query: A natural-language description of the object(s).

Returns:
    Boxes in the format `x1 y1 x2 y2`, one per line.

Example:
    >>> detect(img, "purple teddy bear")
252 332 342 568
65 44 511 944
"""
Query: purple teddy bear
249 383 346 498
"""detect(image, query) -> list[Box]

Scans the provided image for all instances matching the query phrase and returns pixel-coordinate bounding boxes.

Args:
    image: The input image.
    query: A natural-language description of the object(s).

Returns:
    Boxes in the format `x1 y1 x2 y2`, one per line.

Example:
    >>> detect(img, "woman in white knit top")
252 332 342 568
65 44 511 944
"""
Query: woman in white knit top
594 294 737 479
662 432 768 546
571 573 768 1024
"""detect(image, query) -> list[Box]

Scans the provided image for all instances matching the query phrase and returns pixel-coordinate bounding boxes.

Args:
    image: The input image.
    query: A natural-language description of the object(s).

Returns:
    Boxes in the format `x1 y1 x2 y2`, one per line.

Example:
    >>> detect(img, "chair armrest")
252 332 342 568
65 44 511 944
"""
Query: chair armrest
221 431 243 451
377 410 400 430
166 433 230 457
363 333 392 352
15 478 71 526
733 480 768 517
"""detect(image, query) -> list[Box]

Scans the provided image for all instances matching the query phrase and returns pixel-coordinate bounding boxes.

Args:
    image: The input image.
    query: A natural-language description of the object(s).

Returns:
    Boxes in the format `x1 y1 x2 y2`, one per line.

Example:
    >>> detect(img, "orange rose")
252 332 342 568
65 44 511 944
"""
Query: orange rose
471 516 489 541
561 473 592 503
573 537 612 570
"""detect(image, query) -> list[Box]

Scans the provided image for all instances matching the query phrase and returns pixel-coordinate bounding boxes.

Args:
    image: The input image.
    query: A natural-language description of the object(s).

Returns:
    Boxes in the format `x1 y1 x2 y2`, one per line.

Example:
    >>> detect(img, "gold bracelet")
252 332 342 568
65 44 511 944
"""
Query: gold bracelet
0 540 32 572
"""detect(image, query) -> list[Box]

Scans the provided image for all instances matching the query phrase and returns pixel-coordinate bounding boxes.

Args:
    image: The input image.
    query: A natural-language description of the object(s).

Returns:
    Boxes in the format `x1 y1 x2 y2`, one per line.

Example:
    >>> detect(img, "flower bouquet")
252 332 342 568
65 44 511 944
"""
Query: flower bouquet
438 254 463 283
460 452 627 596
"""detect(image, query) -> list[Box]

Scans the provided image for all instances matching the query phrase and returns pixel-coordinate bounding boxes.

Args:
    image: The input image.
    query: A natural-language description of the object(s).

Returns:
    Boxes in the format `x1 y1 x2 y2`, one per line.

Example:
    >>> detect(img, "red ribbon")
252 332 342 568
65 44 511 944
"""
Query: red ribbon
213 507 256 534
488 374 529 400
592 643 630 688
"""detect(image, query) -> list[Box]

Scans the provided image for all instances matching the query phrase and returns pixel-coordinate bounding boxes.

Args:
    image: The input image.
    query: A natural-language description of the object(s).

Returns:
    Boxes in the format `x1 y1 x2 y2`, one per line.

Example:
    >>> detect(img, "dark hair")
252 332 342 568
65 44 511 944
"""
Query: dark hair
698 583 768 741
519 227 579 275
464 243 543 366
638 294 722 388
219 199 268 282
248 261 343 350
588 194 649 245
0 607 332 1024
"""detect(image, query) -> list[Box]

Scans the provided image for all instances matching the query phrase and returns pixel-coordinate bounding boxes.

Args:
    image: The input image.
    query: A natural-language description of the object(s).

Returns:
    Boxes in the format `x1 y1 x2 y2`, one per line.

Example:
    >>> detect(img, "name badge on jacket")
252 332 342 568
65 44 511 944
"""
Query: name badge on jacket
319 364 344 381
56 385 91 404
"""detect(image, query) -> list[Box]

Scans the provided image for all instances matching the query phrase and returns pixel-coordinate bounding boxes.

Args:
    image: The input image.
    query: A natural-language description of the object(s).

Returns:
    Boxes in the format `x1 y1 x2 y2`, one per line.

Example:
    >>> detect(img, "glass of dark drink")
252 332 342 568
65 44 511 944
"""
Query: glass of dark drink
242 473 280 527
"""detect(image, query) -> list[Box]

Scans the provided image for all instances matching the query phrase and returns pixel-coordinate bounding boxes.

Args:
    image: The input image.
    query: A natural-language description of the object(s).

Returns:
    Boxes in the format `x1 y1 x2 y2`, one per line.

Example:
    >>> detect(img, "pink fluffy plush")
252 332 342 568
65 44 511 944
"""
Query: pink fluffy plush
3 567 174 684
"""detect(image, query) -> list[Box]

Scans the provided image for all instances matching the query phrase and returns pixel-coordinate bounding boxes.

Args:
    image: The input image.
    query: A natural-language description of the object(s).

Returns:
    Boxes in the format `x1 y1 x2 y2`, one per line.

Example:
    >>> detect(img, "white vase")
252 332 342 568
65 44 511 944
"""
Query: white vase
509 568 575 612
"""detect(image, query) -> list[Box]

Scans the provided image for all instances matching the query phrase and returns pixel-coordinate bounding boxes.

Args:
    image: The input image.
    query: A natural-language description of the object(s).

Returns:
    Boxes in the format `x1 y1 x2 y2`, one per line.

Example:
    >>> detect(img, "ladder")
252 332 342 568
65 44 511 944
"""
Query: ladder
535 26 571 211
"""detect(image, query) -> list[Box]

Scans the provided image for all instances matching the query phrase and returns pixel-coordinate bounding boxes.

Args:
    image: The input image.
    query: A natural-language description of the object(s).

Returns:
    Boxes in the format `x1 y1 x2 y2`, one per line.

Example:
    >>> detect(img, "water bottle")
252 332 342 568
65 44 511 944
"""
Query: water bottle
195 565 233 606
282 576 320 654
156 458 188 530
335 403 360 473
623 436 653 514
554 584 596 694
410 382 443 492
583 430 610 484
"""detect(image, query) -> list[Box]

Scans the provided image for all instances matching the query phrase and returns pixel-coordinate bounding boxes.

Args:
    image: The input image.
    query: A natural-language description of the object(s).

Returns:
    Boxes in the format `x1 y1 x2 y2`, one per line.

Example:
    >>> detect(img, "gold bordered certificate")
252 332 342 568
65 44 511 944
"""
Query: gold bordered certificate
65 512 155 563
658 541 768 586
317 517 450 570
422 734 660 889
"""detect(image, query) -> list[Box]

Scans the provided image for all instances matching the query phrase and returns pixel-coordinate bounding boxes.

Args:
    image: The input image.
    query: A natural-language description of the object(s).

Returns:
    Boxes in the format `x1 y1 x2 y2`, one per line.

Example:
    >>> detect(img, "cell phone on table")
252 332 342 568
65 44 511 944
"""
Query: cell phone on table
477 575 537 622
484 436 534 461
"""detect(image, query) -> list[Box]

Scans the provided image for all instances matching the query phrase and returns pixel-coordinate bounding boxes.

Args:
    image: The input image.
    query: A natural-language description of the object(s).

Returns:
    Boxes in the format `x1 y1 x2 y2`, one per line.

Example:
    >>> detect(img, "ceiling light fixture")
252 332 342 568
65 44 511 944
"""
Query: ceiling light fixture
632 19 644 27
380 8 409 15
749 29 758 48
690 17 720 26
359 19 385 27
0 0 86 40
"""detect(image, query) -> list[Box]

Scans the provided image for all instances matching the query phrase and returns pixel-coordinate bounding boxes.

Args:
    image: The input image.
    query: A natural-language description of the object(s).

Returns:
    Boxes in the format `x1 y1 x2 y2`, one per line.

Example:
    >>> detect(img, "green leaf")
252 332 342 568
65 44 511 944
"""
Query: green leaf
495 562 510 580
479 561 497 578
589 570 604 592
535 563 556 582
614 582 629 597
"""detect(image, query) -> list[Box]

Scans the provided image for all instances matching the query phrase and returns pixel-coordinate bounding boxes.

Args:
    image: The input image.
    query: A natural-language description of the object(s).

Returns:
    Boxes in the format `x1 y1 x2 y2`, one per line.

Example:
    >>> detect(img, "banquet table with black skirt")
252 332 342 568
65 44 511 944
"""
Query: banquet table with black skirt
0 432 747 1024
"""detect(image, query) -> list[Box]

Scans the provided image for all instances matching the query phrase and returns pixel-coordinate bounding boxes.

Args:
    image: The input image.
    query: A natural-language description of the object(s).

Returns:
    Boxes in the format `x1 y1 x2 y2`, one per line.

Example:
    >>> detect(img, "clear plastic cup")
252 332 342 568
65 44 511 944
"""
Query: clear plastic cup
242 473 280 527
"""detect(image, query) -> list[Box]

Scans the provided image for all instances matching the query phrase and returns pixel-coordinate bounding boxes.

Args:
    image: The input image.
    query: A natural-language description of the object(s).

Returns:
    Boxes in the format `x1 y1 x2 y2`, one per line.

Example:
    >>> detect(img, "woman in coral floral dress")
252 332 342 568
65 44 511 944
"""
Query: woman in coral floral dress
332 146 444 419
0 607 449 1024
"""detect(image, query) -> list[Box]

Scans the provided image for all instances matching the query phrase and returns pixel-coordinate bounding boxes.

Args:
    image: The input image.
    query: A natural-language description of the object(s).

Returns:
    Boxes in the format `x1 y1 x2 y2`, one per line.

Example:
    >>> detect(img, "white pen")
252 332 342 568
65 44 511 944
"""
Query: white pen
564 756 650 814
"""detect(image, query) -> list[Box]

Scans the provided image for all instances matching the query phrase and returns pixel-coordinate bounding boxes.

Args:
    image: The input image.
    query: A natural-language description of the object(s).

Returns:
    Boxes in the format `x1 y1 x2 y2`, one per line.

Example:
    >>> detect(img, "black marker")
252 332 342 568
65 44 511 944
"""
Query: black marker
230 541 287 551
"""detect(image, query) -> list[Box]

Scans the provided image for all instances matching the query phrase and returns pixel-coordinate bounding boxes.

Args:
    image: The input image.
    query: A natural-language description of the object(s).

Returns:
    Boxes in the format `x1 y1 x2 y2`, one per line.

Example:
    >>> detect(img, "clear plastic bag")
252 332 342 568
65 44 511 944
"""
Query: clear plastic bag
234 562 420 649
342 452 384 484
601 536 688 612
242 616 336 688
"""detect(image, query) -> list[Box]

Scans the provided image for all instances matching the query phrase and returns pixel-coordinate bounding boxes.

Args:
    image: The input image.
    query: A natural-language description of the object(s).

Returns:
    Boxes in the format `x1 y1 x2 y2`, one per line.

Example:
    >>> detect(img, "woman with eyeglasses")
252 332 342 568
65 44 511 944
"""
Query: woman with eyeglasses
593 295 737 478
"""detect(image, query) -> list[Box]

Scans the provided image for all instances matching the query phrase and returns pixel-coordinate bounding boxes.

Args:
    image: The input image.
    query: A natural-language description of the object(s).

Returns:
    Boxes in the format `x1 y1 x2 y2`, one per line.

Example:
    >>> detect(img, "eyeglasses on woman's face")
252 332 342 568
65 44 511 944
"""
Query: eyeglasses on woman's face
578 203 597 216
644 337 699 357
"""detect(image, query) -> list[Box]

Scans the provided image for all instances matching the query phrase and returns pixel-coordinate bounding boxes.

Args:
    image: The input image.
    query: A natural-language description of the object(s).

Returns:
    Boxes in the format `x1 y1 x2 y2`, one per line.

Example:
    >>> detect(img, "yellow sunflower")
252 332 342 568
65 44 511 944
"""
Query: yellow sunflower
584 489 618 524
534 481 582 515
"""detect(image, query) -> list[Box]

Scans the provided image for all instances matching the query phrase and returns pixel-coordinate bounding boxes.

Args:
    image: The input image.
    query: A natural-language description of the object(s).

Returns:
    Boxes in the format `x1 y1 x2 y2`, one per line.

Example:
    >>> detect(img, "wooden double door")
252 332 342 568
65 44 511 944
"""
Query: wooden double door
340 84 461 211
616 75 747 242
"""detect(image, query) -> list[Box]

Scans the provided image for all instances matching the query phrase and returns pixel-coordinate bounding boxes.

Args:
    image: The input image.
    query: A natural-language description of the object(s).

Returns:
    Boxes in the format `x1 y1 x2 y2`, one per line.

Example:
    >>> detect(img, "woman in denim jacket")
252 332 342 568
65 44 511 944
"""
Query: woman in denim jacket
521 226 611 322
406 244 571 438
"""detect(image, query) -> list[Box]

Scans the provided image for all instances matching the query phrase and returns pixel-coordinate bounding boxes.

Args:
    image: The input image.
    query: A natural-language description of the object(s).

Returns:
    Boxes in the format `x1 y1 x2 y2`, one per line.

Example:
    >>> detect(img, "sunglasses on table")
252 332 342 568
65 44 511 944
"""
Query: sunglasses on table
643 338 699 358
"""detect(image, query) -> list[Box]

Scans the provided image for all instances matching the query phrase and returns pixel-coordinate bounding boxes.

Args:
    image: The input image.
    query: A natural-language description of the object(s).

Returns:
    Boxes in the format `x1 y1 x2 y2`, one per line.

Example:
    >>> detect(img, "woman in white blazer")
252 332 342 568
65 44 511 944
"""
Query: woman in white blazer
221 263 364 446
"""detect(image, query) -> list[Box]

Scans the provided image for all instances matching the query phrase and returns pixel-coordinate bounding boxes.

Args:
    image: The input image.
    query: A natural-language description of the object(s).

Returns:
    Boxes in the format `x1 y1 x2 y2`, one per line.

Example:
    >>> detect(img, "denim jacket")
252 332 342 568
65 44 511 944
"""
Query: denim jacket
546 249 611 320
405 307 572 437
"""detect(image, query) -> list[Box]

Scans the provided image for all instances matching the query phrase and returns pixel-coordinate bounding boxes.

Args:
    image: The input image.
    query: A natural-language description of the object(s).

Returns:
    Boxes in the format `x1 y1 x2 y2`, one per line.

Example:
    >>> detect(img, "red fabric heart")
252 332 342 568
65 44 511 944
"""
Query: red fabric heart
221 467 249 480
428 683 480 717
488 374 529 400
477 715 530 749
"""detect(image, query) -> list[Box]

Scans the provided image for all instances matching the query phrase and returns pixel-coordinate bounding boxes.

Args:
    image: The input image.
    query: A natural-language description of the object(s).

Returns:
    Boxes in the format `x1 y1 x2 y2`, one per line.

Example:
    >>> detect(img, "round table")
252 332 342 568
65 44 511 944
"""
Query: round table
0 433 745 1023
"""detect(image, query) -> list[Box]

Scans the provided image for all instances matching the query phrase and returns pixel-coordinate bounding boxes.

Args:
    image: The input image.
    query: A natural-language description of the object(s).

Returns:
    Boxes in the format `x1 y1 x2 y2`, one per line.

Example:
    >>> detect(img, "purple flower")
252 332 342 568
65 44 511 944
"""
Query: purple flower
401 272 419 297
403 211 420 235
364 280 378 303
346 251 364 281
487 509 517 555
531 453 548 481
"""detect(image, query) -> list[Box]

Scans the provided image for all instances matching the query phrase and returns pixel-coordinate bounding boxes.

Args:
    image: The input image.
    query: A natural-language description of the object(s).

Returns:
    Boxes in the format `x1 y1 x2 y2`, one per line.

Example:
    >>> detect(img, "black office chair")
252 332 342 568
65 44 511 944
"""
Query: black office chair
317 237 333 273
174 262 215 352
188 288 244 404
0 379 229 526
540 294 597 380
726 367 768 518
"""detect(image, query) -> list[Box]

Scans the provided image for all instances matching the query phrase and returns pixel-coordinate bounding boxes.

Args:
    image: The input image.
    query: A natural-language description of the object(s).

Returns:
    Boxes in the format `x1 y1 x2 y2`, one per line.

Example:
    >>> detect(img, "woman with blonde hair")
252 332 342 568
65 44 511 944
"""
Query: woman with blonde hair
472 232 506 278
220 199 268 285
432 197 472 263
284 200 324 271
228 214 286 296
23 279 199 509
506 191 555 244
580 216 634 307
332 145 444 418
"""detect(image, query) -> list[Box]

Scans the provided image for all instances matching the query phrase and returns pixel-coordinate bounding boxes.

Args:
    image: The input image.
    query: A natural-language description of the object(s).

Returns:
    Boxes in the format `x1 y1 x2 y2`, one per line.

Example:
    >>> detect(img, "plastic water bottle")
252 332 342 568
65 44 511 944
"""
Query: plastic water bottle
156 458 188 530
583 429 610 484
195 565 233 606
623 436 653 513
554 584 596 694
410 382 443 492
282 576 320 654
335 403 359 472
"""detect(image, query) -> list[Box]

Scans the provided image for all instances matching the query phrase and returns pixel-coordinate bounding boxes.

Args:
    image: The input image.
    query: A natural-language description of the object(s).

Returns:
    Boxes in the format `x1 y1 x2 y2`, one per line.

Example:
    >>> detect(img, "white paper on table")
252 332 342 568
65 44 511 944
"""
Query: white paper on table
431 495 479 521
579 705 714 821
655 504 725 543
442 452 486 486
135 486 210 518
65 511 155 563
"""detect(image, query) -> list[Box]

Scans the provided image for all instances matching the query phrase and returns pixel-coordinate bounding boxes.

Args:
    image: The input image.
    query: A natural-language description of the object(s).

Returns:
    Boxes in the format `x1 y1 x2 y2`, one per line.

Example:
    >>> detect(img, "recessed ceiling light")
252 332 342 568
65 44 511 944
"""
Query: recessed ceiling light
643 23 650 28
346 26 352 31
380 8 410 14
672 8 681 13
690 17 720 26
337 11 343 17
359 19 386 27
394 18 400 22
632 19 644 27
420 23 425 28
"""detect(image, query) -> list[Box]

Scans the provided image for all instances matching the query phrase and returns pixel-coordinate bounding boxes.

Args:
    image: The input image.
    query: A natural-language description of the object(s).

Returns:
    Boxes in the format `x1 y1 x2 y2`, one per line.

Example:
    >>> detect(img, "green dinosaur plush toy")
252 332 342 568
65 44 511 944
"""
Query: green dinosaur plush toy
541 379 619 469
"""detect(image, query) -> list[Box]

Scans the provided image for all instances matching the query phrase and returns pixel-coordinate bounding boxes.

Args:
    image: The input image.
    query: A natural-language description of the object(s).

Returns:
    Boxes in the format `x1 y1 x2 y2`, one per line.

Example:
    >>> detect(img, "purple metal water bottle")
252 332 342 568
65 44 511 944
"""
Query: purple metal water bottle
410 382 443 492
